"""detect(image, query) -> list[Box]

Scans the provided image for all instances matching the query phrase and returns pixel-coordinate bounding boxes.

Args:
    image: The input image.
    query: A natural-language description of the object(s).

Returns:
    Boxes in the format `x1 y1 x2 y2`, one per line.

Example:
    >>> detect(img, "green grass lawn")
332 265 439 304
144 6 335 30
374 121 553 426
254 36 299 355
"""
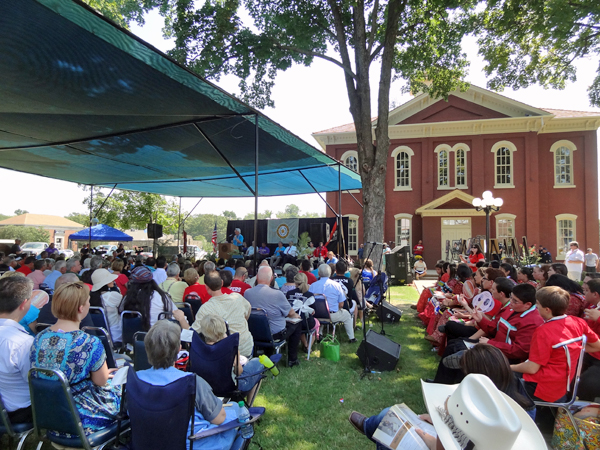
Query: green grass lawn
10 285 438 450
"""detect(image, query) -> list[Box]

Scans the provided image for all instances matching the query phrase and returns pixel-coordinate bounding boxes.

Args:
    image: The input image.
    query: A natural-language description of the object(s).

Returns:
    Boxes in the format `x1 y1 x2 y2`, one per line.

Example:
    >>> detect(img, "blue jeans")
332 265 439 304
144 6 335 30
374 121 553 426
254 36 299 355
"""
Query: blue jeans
238 359 264 392
364 407 390 450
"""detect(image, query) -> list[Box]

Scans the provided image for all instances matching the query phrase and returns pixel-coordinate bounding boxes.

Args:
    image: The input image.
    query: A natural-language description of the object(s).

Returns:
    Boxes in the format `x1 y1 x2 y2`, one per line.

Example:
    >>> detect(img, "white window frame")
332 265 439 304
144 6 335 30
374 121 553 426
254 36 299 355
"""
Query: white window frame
495 213 516 245
555 214 577 260
434 144 451 190
394 213 413 249
390 146 413 191
550 140 577 188
491 140 517 189
345 214 359 256
340 150 359 173
454 145 469 189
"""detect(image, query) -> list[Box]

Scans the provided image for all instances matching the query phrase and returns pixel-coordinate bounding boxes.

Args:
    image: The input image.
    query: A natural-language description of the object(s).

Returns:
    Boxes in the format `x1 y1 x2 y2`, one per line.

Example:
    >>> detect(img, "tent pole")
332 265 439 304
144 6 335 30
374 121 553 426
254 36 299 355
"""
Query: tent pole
346 190 364 208
298 171 338 217
89 186 93 250
177 197 182 251
253 114 259 274
94 184 117 217
338 163 342 257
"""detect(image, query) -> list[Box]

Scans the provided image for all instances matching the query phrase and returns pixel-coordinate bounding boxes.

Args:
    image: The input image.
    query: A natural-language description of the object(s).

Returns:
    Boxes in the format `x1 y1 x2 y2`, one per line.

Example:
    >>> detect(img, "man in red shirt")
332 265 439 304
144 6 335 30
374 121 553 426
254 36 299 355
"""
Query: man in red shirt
512 286 600 402
314 242 327 260
299 260 317 285
578 278 600 400
433 281 543 384
15 256 34 276
229 267 251 295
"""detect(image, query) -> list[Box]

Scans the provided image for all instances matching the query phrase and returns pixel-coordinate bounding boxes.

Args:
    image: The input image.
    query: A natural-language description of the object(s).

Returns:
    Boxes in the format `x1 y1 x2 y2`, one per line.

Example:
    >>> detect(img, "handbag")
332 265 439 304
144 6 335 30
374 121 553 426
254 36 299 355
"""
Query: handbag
320 335 340 362
552 403 600 450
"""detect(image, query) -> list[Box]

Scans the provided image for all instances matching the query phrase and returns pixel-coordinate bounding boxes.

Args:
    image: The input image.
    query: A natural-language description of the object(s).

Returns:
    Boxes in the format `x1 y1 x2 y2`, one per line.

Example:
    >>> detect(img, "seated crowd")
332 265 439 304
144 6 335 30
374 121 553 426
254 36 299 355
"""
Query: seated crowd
0 243 366 448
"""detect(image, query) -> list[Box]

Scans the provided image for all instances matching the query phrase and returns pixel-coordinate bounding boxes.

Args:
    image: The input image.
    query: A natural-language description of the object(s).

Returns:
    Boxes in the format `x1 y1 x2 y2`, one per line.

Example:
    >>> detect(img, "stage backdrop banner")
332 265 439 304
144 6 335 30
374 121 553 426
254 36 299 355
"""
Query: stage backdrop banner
267 219 299 244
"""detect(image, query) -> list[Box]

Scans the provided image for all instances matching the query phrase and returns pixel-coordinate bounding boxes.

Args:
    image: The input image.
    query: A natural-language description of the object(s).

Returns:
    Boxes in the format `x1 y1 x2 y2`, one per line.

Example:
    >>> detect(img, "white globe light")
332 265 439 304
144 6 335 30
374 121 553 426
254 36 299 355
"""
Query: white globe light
472 198 481 207
494 198 504 207
482 190 493 199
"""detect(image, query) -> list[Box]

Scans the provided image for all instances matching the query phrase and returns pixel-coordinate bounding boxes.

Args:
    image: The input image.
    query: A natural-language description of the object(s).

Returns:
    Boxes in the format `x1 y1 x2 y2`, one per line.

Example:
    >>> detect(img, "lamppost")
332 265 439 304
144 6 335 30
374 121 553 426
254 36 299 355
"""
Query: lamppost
472 191 503 261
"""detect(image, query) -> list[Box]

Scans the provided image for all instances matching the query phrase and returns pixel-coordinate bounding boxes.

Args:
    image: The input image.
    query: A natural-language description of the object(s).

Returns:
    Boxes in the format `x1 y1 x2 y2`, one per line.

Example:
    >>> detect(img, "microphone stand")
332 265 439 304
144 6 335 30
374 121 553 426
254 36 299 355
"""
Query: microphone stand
358 242 378 379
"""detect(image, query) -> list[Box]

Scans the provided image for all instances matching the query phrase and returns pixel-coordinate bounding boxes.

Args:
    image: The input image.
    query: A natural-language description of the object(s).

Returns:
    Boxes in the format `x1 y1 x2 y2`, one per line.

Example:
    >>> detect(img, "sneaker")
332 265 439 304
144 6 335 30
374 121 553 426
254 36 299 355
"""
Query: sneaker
410 304 417 310
442 350 466 369
349 338 357 344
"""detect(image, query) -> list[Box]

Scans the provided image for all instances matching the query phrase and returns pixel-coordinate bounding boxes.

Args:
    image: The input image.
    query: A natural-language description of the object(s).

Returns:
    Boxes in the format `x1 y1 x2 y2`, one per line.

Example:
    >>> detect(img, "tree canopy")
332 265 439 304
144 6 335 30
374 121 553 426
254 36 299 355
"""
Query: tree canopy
0 225 49 243
477 0 600 107
65 212 90 226
82 0 156 28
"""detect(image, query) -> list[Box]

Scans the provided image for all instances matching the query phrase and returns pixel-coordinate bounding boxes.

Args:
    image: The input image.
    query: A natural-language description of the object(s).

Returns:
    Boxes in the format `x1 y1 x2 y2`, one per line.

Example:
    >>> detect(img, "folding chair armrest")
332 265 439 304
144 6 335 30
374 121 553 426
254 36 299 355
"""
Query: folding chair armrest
189 407 265 440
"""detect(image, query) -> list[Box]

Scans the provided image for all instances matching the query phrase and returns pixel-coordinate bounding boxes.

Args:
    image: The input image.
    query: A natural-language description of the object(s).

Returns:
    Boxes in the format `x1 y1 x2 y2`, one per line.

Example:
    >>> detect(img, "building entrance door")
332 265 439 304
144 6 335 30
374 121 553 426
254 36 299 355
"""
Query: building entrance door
441 218 471 260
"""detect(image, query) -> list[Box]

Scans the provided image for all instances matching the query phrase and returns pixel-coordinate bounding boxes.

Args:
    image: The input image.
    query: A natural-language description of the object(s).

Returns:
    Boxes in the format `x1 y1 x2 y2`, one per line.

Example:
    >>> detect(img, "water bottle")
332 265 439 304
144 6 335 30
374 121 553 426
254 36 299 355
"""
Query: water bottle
238 401 254 439
258 354 279 376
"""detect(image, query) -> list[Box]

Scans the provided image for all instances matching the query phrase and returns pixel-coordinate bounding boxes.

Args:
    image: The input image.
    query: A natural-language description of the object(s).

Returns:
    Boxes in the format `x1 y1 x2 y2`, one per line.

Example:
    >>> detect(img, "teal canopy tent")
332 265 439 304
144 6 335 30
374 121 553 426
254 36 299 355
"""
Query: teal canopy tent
0 0 362 198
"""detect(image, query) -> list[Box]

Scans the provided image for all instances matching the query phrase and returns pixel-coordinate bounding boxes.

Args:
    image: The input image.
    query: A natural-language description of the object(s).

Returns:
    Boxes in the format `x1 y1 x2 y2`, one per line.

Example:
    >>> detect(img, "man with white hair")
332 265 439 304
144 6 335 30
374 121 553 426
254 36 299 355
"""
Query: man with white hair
66 257 82 277
309 264 356 343
41 260 67 290
43 258 55 276
199 260 216 285
244 266 303 367
159 262 187 303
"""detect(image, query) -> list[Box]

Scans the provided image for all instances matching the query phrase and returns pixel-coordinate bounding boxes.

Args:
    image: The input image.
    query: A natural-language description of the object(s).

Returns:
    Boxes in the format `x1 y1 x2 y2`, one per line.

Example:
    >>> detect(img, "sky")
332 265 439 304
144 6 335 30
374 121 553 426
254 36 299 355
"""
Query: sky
1 8 599 220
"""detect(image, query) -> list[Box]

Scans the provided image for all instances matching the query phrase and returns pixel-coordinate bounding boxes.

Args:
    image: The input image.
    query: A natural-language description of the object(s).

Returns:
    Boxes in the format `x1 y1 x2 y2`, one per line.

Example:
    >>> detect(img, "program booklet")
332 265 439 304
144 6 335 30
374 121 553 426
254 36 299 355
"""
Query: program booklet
372 403 437 450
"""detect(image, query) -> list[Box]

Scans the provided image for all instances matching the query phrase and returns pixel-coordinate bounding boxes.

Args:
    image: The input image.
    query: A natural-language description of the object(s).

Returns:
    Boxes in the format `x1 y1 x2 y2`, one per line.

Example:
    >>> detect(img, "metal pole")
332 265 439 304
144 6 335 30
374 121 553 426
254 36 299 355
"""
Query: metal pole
89 186 93 250
253 114 259 273
177 197 182 250
338 163 342 256
485 208 491 261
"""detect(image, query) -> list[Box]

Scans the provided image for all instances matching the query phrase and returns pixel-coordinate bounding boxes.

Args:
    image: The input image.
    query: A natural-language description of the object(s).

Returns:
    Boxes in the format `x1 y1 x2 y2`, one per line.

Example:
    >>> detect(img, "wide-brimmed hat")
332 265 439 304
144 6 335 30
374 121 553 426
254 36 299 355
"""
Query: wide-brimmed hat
91 268 118 292
421 374 545 450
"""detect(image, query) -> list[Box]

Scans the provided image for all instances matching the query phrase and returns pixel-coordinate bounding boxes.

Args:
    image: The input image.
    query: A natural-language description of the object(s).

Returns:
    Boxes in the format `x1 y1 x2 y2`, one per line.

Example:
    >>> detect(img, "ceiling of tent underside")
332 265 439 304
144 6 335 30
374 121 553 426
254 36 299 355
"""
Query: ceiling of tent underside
0 0 362 197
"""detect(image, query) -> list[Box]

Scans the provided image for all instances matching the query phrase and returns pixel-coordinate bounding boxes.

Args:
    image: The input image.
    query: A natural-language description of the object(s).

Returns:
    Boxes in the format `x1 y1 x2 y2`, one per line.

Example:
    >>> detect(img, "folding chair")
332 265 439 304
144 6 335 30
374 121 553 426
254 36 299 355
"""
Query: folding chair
301 314 318 361
28 367 129 450
535 335 588 447
82 326 130 369
0 392 33 450
190 407 265 450
88 307 111 336
120 310 143 351
126 366 196 450
247 308 287 360
312 295 343 340
189 331 270 407
175 302 195 326
183 293 202 317
133 331 151 371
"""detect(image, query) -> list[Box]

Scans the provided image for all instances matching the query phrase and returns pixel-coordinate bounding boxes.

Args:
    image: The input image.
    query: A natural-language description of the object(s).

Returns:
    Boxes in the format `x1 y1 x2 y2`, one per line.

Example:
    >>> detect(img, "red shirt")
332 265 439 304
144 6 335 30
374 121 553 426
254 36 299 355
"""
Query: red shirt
525 315 599 401
478 304 544 362
184 284 210 304
300 270 317 285
229 279 251 295
413 244 424 256
584 305 600 361
314 246 327 258
16 265 32 276
114 273 129 295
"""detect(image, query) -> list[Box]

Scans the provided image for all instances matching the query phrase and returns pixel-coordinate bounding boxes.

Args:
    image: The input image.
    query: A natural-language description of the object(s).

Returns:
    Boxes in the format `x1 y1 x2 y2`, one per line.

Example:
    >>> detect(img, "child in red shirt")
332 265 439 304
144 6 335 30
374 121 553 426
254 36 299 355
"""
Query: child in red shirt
511 286 600 402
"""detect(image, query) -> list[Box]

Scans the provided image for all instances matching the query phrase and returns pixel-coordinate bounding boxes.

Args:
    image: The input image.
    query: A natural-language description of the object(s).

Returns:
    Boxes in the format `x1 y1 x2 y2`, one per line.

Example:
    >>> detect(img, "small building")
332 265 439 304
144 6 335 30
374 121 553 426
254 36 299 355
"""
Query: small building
0 213 85 250
313 85 600 264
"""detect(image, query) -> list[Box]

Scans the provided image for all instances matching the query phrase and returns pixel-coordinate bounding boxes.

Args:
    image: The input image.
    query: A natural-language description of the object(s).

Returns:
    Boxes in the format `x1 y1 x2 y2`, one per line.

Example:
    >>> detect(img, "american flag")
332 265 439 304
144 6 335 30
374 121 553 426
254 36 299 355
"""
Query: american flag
211 222 217 251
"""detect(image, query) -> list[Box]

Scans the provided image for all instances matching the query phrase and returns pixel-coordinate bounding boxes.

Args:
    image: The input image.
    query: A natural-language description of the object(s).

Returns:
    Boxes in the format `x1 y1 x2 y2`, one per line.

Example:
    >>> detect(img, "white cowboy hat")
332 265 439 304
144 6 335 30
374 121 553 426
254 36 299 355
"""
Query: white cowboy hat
421 374 546 450
91 268 118 292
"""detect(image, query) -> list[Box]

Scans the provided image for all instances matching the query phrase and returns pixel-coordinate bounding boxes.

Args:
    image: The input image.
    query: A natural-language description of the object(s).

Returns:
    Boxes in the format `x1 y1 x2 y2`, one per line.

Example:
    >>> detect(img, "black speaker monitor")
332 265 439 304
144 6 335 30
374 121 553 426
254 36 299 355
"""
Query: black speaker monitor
147 223 163 239
356 330 401 372
376 300 402 323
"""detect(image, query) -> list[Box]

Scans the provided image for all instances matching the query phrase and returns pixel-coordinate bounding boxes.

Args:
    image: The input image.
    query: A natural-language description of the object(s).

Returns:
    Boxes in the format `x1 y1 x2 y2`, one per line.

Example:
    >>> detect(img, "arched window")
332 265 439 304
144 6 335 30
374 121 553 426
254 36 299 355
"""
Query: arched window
435 145 451 189
491 141 517 188
390 146 413 191
341 150 359 172
394 213 413 249
455 147 468 188
550 140 577 188
556 214 577 260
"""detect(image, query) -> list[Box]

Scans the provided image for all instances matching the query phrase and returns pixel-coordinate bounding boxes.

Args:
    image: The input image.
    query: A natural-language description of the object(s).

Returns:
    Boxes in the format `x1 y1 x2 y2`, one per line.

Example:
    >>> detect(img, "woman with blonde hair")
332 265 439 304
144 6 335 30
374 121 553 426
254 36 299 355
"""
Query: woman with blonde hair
30 281 121 436
285 272 319 353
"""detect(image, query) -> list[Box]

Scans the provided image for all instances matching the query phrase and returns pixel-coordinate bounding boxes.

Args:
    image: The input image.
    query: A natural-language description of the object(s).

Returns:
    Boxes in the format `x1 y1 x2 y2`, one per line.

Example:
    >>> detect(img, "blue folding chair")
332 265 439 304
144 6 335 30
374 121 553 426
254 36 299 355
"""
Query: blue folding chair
120 310 143 352
175 302 195 326
126 366 196 450
89 306 110 334
28 367 129 450
247 308 287 359
311 295 343 340
82 326 130 369
189 331 271 407
133 331 151 371
0 392 33 450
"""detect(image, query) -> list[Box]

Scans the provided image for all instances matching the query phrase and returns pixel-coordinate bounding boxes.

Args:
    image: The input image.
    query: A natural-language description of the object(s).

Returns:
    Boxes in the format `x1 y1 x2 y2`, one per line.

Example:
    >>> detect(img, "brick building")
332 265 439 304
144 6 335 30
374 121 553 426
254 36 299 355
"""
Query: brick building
313 85 600 264
0 213 84 251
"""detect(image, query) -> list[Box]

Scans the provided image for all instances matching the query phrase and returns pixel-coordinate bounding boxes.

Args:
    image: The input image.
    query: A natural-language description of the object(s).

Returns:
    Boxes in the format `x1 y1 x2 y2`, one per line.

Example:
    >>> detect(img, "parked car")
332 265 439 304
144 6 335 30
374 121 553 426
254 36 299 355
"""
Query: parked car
60 249 74 258
20 242 48 257
96 245 117 256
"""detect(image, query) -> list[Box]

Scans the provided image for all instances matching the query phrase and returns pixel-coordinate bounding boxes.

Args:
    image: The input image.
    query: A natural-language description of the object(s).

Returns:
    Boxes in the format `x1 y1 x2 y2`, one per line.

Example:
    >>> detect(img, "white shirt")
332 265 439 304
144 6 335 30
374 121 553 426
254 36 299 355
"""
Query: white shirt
566 248 585 270
284 246 297 257
309 277 346 313
0 319 34 412
585 253 599 267
152 267 168 285
101 291 123 343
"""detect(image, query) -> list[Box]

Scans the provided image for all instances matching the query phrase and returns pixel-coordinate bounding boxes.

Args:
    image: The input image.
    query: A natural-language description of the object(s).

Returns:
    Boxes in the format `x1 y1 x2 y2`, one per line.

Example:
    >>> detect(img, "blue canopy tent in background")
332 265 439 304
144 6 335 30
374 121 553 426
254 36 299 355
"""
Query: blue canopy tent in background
0 0 363 255
69 224 133 242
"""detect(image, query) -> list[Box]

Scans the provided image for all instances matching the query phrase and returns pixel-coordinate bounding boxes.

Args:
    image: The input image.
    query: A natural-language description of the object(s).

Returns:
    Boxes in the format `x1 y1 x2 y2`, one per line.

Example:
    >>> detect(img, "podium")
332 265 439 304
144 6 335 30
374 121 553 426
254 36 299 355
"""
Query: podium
218 243 238 261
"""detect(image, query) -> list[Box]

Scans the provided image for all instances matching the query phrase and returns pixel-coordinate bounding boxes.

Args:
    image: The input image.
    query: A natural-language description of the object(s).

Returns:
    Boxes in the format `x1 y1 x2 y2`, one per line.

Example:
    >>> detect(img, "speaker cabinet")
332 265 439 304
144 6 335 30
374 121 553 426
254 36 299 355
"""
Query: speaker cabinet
385 247 412 285
376 300 402 323
147 223 163 239
356 330 401 372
